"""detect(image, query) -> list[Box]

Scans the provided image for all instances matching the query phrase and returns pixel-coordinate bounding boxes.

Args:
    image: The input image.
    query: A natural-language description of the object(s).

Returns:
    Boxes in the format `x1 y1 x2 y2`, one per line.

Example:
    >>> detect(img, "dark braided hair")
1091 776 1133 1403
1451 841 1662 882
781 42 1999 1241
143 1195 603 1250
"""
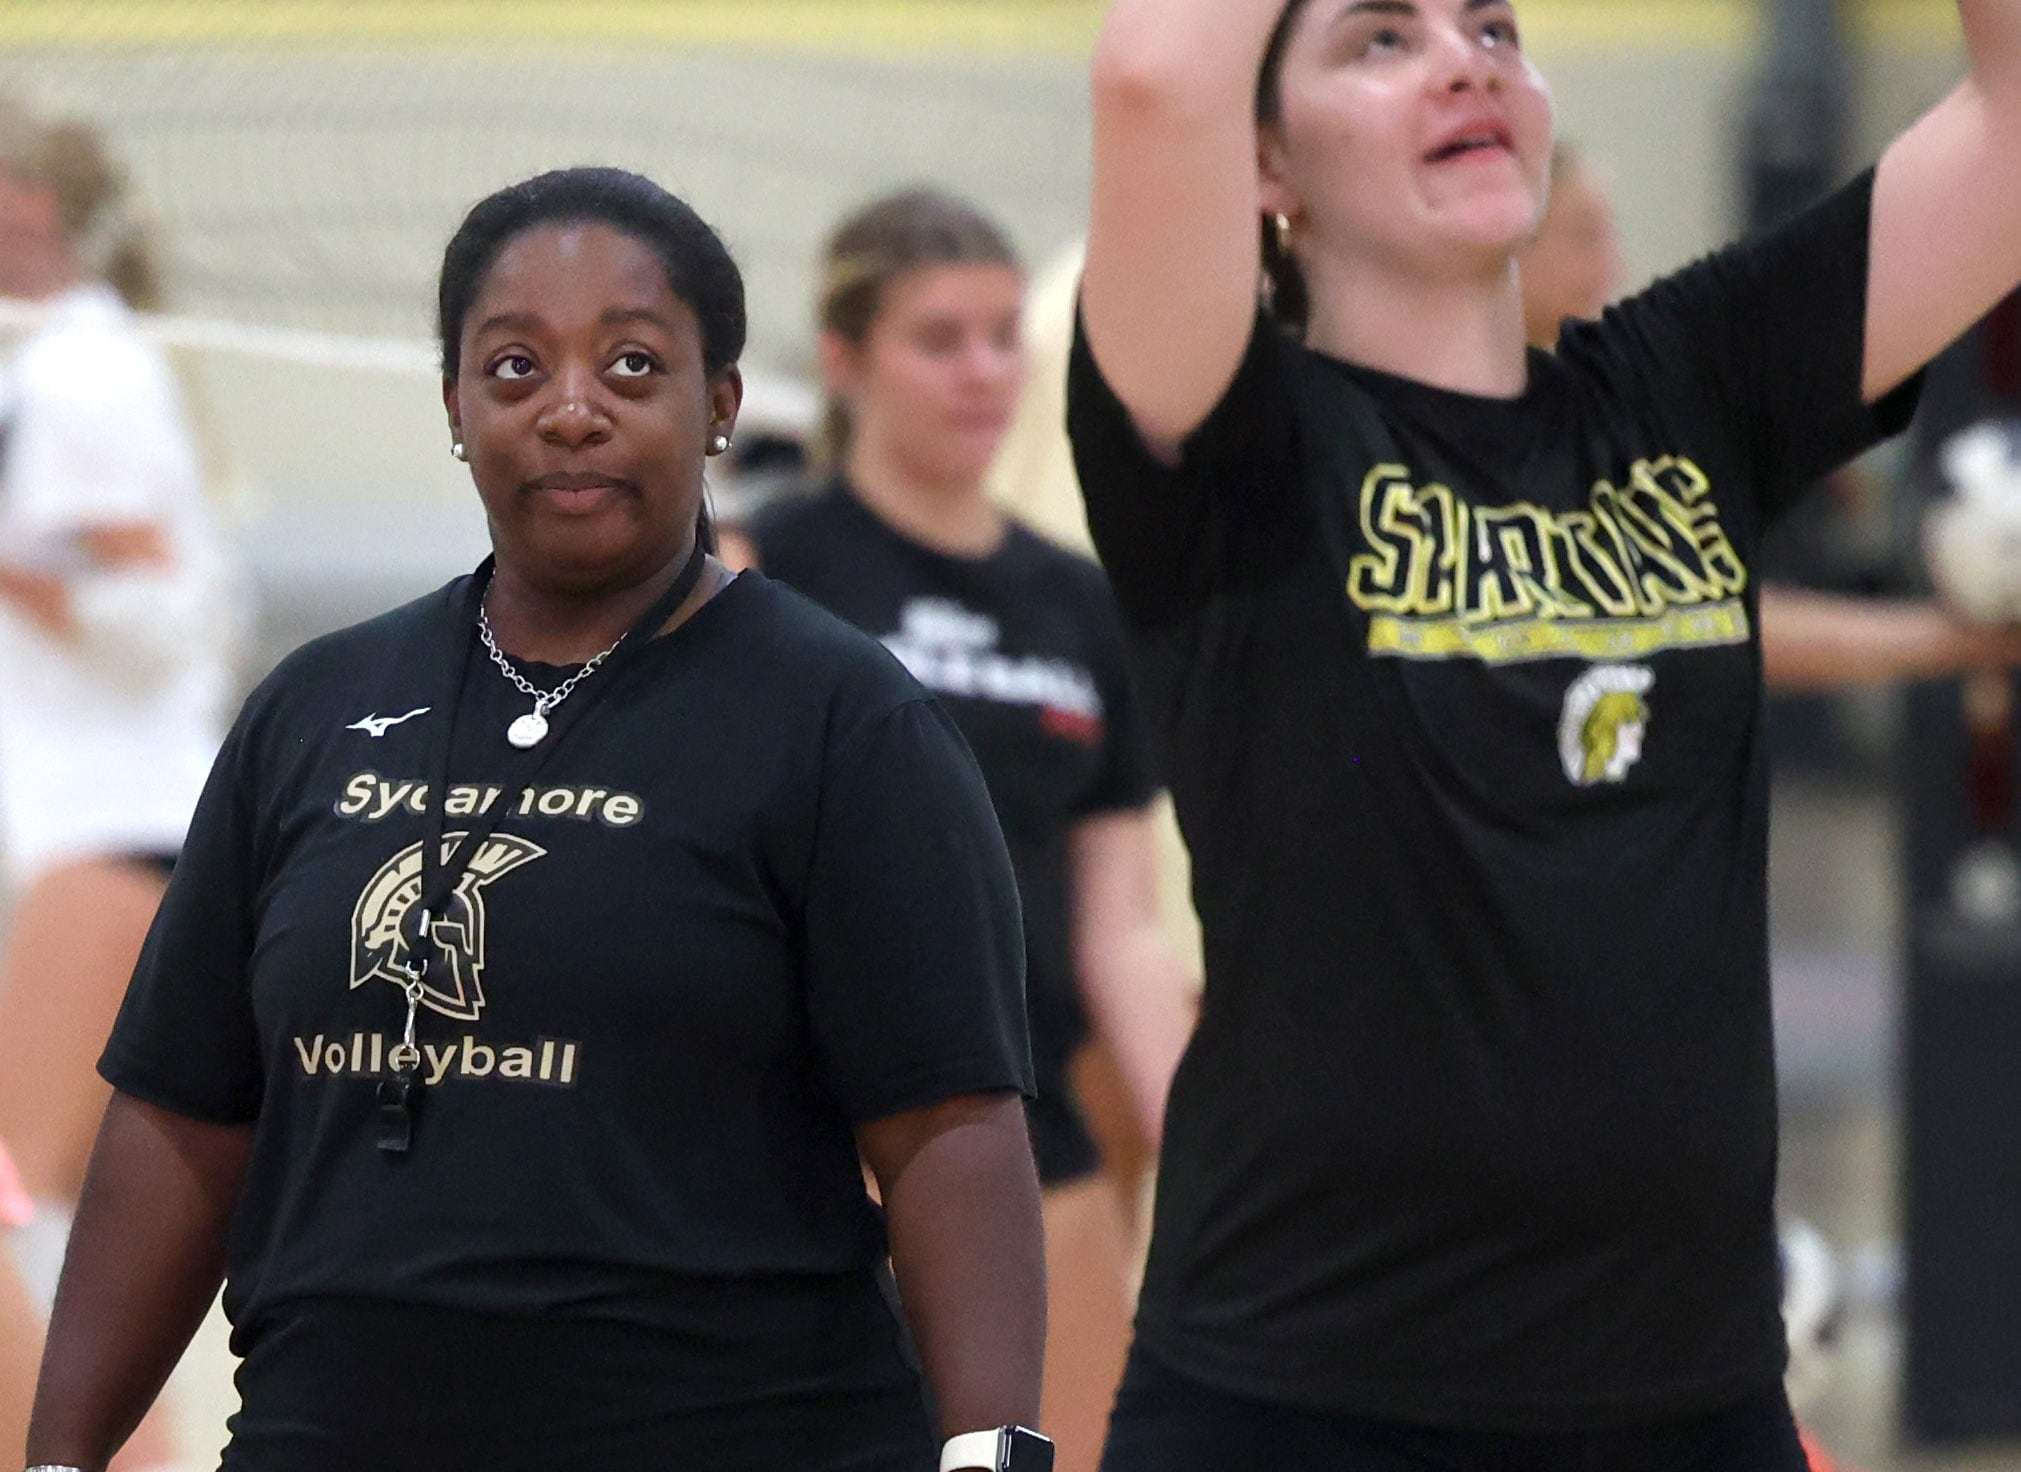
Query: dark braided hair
1257 0 1318 337
438 167 746 551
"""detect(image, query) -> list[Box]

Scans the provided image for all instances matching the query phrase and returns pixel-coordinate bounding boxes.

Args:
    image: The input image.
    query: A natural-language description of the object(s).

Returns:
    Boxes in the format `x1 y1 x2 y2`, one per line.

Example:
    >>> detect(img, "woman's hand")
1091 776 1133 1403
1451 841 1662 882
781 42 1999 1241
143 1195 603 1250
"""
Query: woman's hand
0 522 173 640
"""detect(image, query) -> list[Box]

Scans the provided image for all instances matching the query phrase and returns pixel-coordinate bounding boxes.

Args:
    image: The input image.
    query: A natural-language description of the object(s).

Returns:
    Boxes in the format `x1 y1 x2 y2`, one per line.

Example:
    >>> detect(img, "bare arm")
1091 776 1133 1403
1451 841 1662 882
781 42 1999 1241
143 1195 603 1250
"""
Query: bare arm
26 1092 251 1472
1760 586 2021 690
1083 0 1287 457
858 1093 1045 1457
1 1244 38 1466
0 523 173 639
1070 808 1198 1149
1865 0 2021 401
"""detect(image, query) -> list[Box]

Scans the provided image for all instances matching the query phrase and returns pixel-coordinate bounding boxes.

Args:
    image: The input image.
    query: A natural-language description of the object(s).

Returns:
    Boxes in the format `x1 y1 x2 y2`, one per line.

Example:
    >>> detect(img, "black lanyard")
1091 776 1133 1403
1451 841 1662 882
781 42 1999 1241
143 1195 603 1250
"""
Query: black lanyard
376 540 708 1153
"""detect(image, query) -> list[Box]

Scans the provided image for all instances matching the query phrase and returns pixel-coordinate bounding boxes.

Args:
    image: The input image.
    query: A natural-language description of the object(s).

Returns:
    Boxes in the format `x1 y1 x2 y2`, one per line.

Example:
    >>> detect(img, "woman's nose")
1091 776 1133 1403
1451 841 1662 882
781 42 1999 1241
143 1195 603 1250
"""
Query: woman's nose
537 370 611 445
1435 26 1501 95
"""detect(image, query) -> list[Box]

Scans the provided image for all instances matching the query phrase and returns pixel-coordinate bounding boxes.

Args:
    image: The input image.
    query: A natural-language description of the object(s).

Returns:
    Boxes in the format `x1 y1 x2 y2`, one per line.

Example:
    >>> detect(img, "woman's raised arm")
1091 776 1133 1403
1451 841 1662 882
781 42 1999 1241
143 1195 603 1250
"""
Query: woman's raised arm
1082 0 1292 458
1865 0 2021 401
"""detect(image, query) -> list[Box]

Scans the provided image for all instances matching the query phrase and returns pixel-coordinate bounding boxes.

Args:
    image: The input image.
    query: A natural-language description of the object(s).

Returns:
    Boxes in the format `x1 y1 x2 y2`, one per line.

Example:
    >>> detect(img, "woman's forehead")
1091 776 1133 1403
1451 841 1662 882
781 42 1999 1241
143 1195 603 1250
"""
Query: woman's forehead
473 220 689 328
1300 0 1515 37
882 259 1024 315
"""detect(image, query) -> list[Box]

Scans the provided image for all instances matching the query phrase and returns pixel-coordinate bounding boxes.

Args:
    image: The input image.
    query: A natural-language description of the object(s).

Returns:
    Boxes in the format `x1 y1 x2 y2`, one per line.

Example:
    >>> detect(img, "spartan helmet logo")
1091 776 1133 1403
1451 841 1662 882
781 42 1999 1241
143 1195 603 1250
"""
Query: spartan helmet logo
1557 663 1655 787
350 833 546 1022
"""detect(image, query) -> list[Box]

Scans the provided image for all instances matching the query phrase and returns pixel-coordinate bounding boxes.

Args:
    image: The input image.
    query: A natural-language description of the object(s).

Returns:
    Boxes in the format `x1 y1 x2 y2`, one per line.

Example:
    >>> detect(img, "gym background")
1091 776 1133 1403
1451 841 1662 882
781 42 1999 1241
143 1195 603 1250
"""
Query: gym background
0 3 2013 1469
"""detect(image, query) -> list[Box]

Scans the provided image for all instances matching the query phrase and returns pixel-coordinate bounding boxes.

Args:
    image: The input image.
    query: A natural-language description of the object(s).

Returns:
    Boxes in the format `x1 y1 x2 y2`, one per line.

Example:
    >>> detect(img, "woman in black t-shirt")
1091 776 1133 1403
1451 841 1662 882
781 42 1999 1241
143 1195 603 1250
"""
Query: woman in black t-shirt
1069 1 2021 1468
29 168 1047 1472
737 189 1198 1472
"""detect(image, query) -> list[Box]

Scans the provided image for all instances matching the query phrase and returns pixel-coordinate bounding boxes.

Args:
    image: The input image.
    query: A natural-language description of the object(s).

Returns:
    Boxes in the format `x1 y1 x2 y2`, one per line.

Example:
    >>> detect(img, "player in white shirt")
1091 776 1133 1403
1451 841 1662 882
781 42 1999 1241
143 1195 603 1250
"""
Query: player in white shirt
0 97 239 1471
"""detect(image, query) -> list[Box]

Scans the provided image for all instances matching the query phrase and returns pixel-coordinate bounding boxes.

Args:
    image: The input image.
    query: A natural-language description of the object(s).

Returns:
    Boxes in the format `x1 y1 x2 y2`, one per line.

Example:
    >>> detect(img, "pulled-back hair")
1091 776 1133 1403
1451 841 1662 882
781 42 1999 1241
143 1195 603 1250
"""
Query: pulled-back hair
437 168 745 552
1256 0 1318 337
437 166 746 384
0 95 163 310
815 187 1021 465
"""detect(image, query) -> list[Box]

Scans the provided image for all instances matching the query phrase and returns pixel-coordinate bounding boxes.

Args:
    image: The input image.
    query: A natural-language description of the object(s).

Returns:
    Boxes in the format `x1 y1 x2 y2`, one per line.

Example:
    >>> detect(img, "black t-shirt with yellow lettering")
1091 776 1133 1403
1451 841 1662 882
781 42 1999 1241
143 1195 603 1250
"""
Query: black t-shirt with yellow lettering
1066 171 1919 1430
100 569 1031 1456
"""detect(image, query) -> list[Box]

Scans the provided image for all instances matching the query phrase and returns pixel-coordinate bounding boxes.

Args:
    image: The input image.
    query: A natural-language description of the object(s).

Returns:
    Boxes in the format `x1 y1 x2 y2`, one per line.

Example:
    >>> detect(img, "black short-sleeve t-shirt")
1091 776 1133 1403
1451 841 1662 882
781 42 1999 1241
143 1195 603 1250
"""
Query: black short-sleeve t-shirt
100 570 1031 1425
747 485 1157 1185
1066 172 1919 1430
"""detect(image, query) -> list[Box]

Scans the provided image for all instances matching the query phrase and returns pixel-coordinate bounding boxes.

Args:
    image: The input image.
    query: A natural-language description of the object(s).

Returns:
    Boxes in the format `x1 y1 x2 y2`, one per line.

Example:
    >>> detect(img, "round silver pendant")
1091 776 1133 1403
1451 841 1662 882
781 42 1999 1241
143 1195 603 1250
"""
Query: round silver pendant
507 710 549 749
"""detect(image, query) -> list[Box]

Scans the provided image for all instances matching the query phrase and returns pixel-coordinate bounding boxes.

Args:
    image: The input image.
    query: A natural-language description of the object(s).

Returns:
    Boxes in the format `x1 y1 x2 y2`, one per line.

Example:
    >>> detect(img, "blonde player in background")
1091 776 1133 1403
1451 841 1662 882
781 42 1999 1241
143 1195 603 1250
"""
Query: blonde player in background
0 97 239 1472
739 190 1198 1472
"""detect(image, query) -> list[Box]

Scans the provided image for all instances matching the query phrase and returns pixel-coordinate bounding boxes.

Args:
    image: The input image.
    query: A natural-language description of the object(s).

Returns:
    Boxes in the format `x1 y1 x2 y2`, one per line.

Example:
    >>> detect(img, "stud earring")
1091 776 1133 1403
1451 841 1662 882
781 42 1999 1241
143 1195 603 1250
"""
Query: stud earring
709 434 732 455
451 441 467 462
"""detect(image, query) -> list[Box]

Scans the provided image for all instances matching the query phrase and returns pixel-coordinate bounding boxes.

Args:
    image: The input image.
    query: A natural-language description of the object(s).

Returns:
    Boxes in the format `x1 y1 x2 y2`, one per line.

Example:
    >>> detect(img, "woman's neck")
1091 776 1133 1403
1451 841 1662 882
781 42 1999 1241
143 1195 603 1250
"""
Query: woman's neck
484 543 717 665
1301 252 1531 399
843 435 1005 558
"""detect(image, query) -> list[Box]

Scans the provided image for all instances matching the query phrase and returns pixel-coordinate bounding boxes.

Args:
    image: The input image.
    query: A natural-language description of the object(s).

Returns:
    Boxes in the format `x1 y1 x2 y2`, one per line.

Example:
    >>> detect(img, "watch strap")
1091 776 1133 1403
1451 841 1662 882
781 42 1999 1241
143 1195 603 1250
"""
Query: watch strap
939 1426 1054 1472
939 1430 1002 1472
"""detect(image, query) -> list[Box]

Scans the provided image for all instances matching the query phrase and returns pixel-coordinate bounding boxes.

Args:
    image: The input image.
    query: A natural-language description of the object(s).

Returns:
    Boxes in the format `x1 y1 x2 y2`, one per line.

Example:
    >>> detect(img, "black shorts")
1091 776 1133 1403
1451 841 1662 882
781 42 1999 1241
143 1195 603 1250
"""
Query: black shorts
1101 1345 1808 1472
222 1294 935 1472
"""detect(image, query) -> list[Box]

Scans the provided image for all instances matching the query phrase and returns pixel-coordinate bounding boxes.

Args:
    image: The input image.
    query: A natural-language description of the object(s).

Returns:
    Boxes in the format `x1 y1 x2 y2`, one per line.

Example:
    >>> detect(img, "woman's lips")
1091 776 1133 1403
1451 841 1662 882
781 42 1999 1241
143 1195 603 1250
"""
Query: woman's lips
950 410 1012 437
523 471 634 513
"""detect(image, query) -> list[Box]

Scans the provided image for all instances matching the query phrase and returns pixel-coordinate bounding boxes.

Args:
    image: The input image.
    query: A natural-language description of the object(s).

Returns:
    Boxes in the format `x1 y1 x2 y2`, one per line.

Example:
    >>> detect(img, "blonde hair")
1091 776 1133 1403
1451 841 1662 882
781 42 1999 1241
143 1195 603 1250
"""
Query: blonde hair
815 188 1020 467
0 95 162 310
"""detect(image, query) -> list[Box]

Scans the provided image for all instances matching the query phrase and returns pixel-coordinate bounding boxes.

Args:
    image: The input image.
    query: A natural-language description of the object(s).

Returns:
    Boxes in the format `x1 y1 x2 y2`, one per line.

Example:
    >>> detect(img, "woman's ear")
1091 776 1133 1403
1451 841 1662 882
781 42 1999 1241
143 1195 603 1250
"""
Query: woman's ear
708 365 745 445
442 378 463 452
1257 131 1299 224
816 328 863 400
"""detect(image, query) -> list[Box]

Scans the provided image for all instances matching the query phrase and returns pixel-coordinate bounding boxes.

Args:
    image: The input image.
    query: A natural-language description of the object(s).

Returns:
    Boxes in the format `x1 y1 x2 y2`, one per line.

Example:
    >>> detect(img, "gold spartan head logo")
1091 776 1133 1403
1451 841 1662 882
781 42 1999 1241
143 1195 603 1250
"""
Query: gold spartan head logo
1556 663 1655 787
350 833 546 1022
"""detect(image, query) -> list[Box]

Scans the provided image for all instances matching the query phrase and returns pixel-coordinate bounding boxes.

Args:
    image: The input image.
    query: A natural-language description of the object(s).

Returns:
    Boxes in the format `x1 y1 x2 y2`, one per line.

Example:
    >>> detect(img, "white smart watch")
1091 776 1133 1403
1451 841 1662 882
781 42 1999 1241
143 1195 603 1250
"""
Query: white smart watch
939 1424 1055 1472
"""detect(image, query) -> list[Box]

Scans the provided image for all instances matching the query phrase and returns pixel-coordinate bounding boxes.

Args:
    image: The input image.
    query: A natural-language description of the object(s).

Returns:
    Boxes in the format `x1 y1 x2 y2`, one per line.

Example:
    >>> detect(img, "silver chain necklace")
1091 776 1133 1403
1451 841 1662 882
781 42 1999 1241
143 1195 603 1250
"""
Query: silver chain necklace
477 600 627 748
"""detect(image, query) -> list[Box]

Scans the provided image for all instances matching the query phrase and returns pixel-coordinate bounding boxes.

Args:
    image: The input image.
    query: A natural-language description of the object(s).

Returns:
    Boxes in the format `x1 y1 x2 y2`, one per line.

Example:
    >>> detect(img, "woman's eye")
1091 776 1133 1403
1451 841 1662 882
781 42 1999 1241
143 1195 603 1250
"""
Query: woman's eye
1481 18 1520 48
490 354 537 381
611 351 658 378
1363 26 1408 55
